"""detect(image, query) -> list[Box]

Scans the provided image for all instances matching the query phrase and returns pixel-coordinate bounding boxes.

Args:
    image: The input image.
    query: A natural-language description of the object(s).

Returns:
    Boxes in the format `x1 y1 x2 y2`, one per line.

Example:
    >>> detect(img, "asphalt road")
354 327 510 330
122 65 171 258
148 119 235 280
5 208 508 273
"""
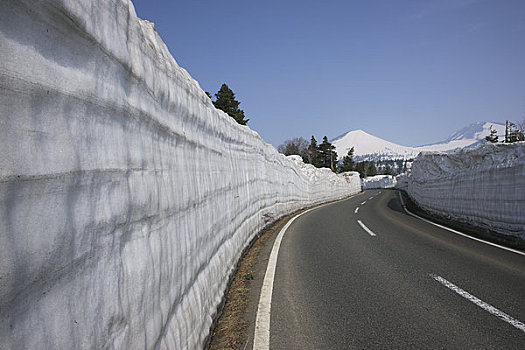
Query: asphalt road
269 189 525 349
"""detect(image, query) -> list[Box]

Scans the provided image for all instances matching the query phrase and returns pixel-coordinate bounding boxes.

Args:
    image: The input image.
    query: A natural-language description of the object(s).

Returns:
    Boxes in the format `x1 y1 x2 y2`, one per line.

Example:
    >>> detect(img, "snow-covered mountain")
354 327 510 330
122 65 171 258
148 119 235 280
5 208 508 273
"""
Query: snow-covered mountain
331 129 420 160
332 122 506 161
414 122 506 153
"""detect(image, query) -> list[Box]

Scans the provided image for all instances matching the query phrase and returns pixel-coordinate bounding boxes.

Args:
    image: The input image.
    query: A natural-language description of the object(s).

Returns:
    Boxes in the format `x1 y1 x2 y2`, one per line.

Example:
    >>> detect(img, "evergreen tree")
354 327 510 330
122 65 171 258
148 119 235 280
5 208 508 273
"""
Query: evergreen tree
318 136 338 171
355 161 377 178
508 122 525 142
338 147 355 173
308 136 320 167
485 125 499 143
213 83 249 125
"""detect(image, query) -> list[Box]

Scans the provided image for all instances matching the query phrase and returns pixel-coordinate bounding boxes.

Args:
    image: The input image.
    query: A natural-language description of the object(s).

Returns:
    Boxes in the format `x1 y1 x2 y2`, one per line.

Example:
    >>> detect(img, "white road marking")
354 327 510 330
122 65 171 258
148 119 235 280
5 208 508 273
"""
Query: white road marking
254 192 369 349
253 197 343 349
397 192 525 257
431 274 525 333
369 196 374 200
361 201 367 205
355 207 359 214
357 220 376 236
378 191 381 194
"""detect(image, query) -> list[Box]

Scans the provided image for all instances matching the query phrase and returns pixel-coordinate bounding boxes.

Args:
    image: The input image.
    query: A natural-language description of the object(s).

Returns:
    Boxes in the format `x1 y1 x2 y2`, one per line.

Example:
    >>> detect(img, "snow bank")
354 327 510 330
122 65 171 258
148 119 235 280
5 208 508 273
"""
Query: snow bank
361 175 397 189
406 143 525 237
395 173 409 191
0 1 361 349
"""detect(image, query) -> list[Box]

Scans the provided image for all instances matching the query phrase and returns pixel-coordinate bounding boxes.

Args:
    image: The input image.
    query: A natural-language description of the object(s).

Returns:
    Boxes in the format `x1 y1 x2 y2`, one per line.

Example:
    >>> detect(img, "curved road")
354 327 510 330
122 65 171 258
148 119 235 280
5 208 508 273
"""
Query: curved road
265 190 525 349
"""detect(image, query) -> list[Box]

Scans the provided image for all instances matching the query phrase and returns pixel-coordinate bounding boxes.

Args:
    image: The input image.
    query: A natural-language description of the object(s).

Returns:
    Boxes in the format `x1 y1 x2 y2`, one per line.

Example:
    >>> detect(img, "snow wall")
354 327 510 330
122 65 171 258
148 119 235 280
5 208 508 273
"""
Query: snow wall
395 173 408 191
361 175 397 190
0 1 361 349
404 143 525 238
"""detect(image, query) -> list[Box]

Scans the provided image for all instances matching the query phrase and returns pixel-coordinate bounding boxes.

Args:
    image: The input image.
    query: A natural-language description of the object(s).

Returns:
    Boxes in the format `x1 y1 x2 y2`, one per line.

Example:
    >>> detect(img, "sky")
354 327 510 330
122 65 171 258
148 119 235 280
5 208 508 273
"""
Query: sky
131 0 525 147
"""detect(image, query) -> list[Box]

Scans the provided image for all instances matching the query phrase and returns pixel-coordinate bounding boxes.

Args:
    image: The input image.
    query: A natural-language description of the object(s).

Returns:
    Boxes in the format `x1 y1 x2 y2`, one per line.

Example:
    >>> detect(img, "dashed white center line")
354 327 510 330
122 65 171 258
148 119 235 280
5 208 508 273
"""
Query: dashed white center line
354 207 359 214
361 201 367 205
357 220 376 236
431 274 525 333
369 197 373 200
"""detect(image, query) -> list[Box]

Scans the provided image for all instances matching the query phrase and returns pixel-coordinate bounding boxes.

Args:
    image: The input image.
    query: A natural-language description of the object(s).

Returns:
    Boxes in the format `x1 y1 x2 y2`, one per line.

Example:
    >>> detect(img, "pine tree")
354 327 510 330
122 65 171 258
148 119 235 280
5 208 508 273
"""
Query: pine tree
213 83 249 125
485 125 498 143
338 147 355 173
508 122 525 142
308 136 319 167
355 161 377 178
318 136 338 171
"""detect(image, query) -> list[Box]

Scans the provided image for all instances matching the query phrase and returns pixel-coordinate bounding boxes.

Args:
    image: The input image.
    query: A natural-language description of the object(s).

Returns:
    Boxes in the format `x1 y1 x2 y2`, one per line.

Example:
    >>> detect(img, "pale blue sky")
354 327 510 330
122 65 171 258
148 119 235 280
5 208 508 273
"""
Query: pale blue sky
132 0 525 147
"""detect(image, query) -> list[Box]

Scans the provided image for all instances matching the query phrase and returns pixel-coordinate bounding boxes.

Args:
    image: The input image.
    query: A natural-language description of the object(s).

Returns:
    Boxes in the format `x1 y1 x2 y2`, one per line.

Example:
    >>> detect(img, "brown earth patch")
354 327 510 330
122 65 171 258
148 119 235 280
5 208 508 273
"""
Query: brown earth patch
207 210 300 350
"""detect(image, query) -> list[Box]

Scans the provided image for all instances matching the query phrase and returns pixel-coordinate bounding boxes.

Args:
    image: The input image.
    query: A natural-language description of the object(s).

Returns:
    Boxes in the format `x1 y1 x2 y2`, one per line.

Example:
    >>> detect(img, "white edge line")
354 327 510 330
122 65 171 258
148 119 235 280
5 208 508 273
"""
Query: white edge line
253 210 307 349
397 192 525 257
354 207 359 214
253 195 354 350
431 274 525 333
357 220 376 236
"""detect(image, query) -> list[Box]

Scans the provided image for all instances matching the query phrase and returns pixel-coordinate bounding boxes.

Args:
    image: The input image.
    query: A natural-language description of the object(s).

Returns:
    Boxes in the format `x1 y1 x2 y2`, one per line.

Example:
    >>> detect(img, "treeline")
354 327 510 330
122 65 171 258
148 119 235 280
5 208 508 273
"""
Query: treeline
485 120 524 143
278 136 338 171
278 136 380 177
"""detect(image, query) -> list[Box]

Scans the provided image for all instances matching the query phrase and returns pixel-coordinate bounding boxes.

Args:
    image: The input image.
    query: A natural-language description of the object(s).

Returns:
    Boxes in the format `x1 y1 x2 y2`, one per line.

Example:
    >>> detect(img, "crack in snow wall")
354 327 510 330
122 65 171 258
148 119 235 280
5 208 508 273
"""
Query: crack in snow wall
405 143 525 238
0 1 361 349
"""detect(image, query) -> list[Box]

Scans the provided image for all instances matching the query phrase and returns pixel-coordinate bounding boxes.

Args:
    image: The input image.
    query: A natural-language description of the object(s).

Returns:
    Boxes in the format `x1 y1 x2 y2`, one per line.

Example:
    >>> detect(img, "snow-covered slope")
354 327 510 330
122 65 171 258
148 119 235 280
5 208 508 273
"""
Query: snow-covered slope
405 143 525 237
332 130 420 160
332 122 506 161
0 2 361 349
415 122 506 152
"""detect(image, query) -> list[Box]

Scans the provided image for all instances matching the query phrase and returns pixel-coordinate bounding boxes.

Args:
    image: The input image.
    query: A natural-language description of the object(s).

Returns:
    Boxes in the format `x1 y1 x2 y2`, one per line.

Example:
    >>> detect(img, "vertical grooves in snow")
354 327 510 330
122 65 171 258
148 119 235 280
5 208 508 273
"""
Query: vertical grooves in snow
0 1 361 349
404 143 525 237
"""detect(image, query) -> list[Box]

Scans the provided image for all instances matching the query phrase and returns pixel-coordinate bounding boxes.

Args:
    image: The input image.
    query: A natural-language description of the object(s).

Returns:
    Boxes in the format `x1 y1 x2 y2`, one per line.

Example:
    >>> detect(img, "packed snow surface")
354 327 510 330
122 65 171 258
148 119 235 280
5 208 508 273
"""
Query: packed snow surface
332 122 506 161
0 1 361 349
361 175 397 189
403 143 525 237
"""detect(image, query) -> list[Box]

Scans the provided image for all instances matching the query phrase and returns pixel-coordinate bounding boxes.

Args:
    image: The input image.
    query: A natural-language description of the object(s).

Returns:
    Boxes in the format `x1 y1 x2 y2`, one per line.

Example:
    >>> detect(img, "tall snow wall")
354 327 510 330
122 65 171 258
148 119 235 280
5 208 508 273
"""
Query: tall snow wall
0 1 361 349
361 175 397 189
405 143 525 238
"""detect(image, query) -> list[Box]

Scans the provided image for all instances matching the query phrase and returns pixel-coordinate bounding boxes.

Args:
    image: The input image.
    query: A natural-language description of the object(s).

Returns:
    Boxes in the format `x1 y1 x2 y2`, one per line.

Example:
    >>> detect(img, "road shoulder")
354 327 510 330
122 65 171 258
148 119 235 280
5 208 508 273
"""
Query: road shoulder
207 195 361 350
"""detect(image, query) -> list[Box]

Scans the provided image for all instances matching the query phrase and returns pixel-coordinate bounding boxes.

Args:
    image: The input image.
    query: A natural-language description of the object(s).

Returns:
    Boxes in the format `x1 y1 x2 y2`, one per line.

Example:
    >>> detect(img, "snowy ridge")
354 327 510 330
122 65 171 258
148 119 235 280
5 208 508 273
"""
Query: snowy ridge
405 143 525 237
332 129 420 160
414 122 506 152
0 2 361 349
332 122 506 161
440 122 506 144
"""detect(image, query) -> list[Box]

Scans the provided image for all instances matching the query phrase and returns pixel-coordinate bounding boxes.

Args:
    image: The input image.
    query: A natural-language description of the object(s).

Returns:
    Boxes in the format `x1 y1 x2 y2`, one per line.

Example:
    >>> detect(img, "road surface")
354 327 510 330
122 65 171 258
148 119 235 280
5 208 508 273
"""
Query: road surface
263 189 525 349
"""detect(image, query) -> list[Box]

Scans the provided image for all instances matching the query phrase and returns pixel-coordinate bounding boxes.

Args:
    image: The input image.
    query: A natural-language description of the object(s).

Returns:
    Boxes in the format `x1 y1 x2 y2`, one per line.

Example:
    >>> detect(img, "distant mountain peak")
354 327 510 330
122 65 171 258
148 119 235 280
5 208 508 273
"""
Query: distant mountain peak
331 121 506 161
